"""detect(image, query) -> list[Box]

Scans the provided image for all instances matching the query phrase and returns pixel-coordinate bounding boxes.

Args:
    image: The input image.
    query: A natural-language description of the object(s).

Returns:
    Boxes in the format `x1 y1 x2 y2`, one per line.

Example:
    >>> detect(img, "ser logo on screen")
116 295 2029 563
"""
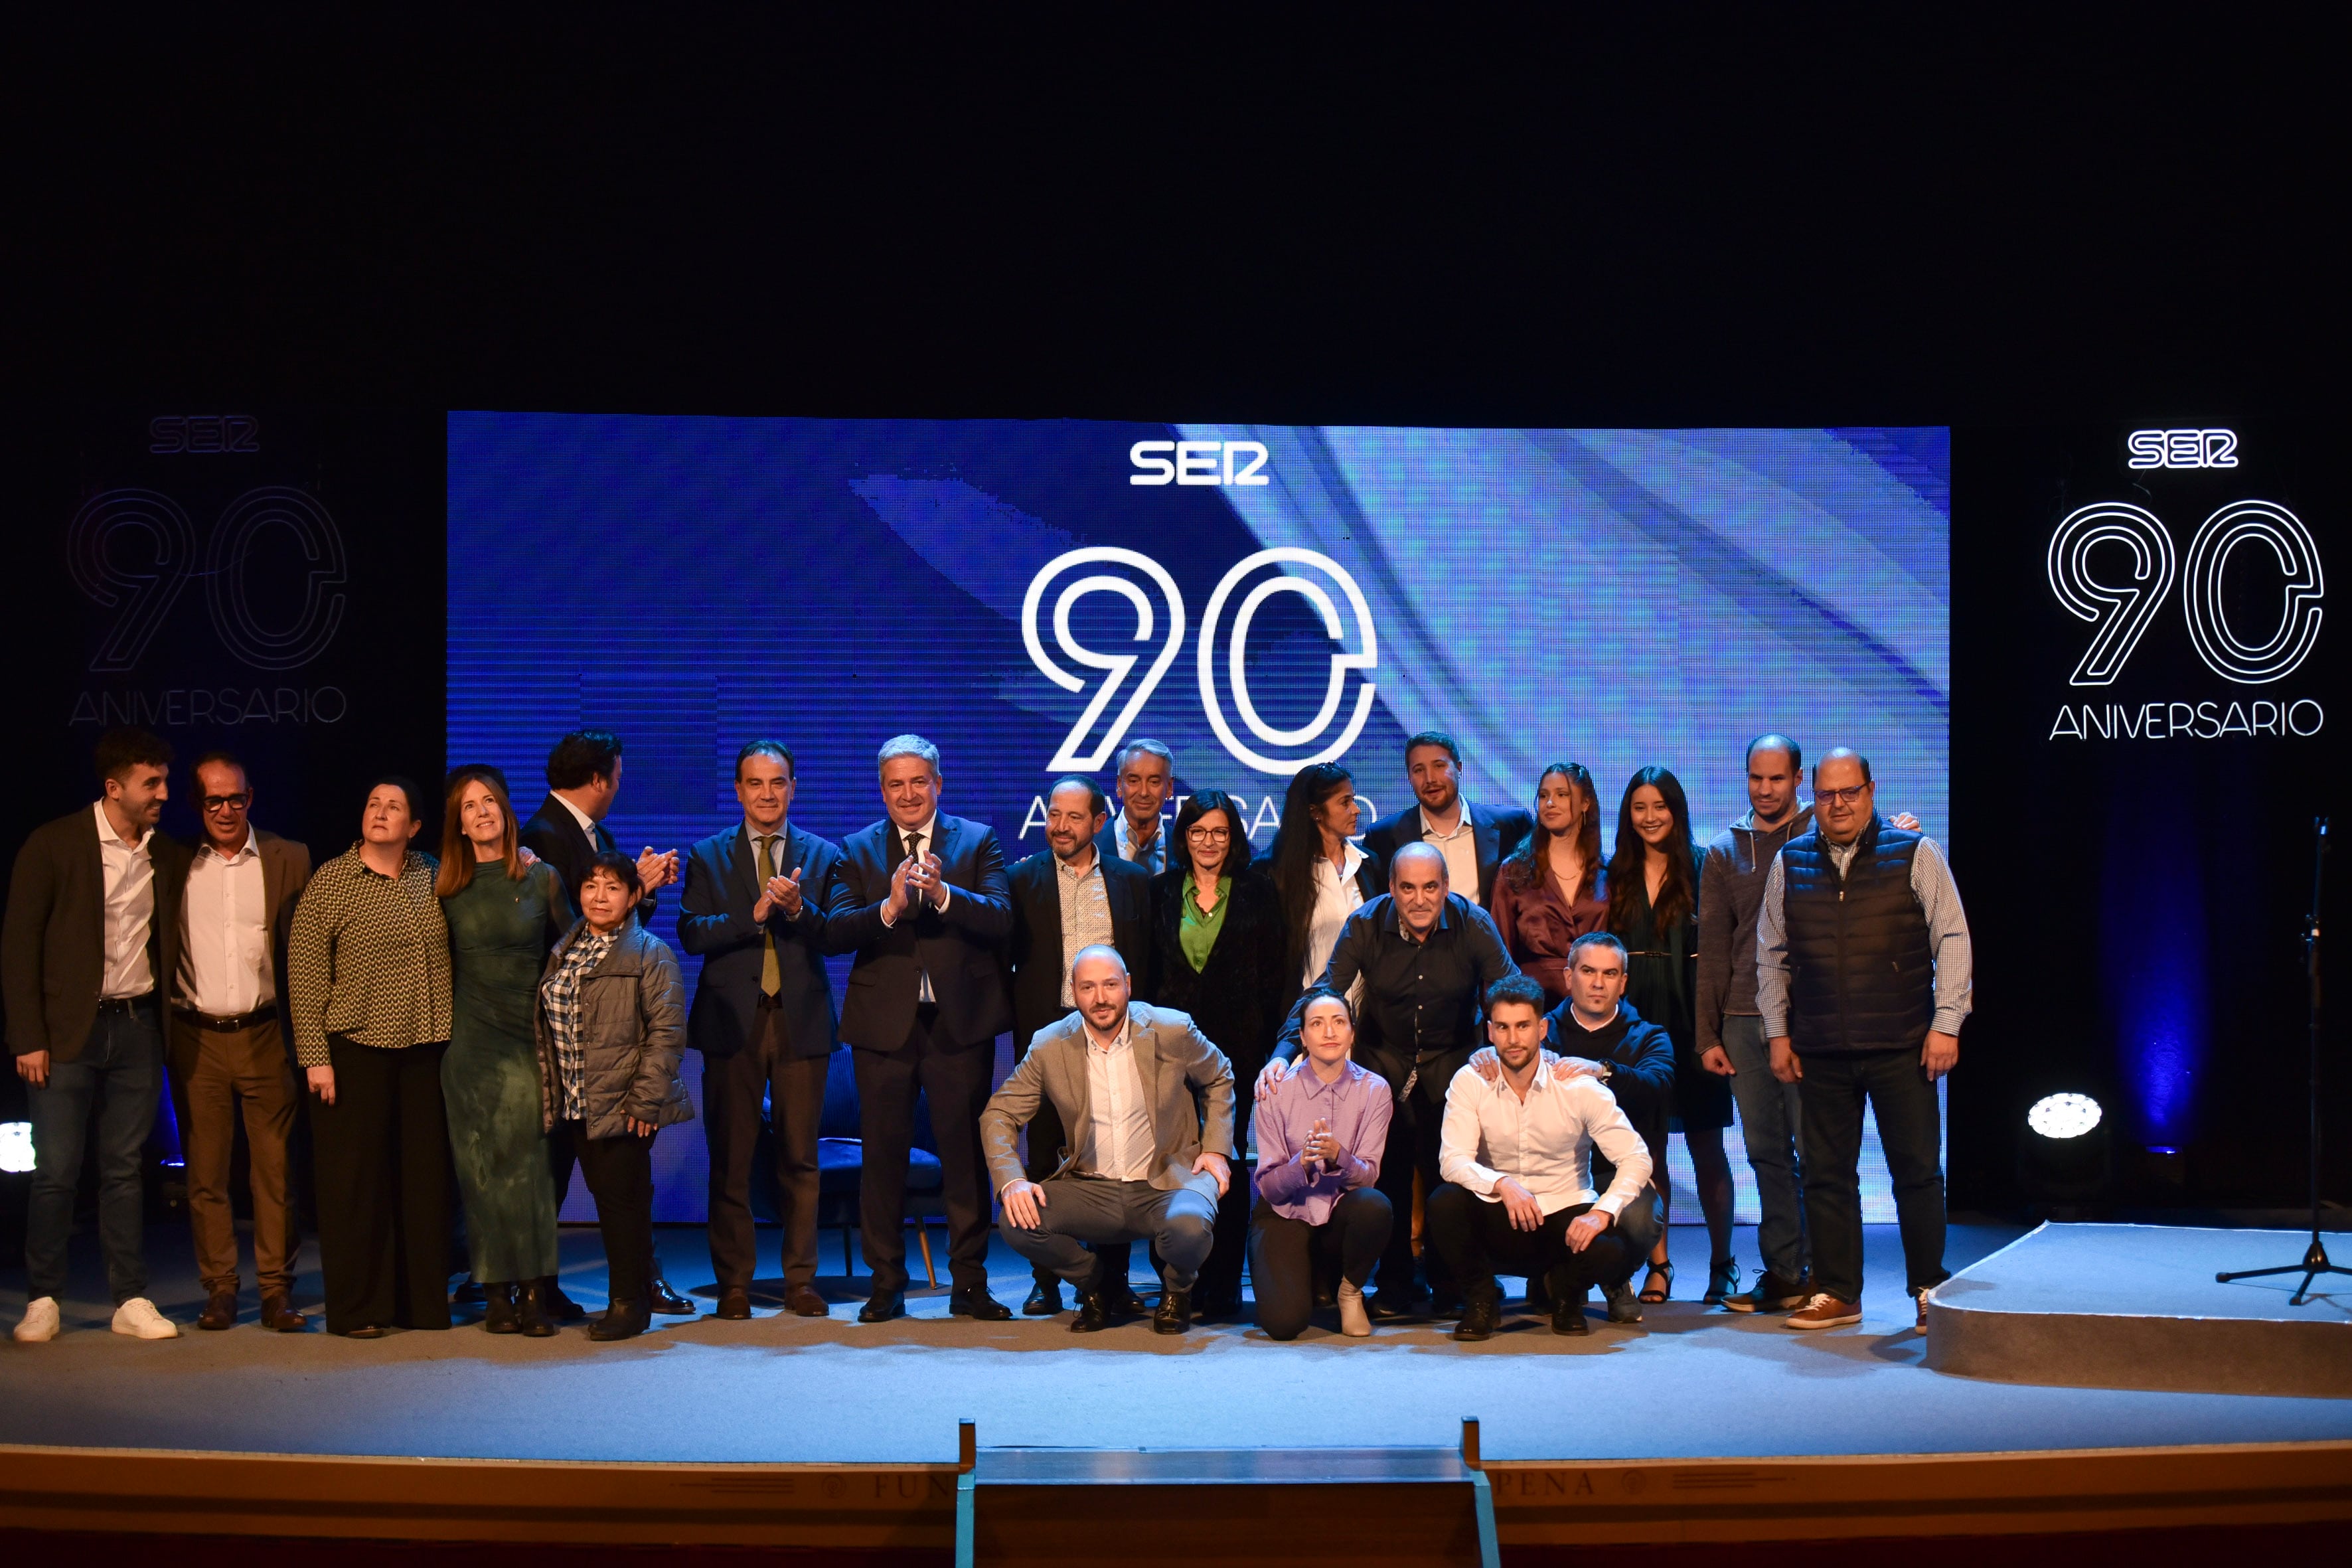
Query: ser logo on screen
1129 439 1271 487
1023 547 1377 775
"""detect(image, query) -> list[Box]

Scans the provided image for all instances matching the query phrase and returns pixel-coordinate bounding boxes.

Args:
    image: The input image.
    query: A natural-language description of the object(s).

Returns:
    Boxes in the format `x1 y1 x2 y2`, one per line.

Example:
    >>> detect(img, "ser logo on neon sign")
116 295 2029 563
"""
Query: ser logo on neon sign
1129 440 1271 487
2126 428 2238 471
1022 547 1377 775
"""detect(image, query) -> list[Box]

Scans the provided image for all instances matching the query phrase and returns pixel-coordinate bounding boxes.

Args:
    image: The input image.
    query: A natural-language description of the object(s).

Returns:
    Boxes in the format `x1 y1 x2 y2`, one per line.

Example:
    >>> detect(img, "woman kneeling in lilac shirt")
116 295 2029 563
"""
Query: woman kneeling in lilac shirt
1249 986 1393 1339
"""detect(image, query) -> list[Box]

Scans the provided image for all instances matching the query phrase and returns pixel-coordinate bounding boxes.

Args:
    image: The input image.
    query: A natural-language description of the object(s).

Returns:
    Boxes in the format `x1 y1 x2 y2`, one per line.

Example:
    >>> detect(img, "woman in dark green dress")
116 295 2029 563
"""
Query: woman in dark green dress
1606 766 1737 1306
437 767 574 1335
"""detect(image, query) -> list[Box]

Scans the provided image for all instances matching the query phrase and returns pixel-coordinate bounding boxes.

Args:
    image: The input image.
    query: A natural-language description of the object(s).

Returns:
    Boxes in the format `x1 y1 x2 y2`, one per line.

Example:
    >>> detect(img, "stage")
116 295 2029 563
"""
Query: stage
5 1219 2348 1557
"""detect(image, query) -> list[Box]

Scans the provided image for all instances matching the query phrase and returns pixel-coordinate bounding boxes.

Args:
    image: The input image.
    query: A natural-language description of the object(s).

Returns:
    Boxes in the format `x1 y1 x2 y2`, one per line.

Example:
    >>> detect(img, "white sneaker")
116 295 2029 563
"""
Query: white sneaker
111 1297 181 1340
13 1296 61 1342
1337 1280 1372 1338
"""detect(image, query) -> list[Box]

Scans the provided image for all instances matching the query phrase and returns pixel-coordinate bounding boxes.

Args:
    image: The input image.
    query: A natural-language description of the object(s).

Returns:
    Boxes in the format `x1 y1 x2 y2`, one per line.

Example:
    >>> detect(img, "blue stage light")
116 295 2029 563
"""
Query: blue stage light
2027 1093 2103 1140
0 1121 31 1174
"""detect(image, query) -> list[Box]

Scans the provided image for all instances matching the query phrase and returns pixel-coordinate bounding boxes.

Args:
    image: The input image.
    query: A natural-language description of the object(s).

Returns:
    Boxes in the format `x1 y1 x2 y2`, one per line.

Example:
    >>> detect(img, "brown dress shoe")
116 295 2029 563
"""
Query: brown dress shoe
716 1288 753 1320
196 1289 238 1332
783 1285 829 1318
260 1294 307 1332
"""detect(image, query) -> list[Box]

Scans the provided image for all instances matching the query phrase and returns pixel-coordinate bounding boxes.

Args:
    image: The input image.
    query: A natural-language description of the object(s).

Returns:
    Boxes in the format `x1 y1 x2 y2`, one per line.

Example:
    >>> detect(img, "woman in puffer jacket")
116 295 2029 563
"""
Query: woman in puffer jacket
534 850 694 1341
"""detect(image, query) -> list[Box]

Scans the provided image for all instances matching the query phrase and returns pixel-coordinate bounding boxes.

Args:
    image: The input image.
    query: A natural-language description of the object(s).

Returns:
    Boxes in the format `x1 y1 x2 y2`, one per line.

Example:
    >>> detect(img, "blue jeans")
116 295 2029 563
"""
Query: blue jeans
1722 1013 1807 1282
25 1002 163 1304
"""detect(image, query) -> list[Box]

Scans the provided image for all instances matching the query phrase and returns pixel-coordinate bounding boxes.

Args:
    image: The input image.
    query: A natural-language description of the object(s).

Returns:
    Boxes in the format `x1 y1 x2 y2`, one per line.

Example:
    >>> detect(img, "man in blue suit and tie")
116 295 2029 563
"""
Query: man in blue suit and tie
678 741 843 1322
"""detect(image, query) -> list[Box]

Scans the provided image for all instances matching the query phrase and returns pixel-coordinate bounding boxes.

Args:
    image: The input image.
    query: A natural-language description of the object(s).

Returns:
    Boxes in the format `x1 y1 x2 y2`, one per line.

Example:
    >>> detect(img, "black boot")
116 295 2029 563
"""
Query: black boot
1152 1287 1192 1335
1069 1291 1110 1333
543 1278 589 1322
483 1282 520 1334
514 1281 558 1338
589 1300 649 1342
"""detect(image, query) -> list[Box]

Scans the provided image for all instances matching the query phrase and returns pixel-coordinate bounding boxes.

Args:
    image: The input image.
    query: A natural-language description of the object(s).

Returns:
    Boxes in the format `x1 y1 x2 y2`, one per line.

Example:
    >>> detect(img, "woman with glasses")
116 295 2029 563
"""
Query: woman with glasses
1145 789 1293 1319
1490 763 1609 1009
1607 766 1737 1305
437 767 574 1337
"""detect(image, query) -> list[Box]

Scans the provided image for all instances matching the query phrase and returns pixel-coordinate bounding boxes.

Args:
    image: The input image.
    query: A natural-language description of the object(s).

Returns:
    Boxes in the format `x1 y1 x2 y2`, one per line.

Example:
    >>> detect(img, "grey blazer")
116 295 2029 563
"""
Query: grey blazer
980 1000 1236 1202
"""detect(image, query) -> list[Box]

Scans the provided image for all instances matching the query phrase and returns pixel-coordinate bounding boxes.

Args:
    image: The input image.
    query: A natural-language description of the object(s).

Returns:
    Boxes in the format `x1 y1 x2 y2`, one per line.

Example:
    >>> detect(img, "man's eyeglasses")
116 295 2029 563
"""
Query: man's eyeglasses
201 793 252 813
1816 784 1870 807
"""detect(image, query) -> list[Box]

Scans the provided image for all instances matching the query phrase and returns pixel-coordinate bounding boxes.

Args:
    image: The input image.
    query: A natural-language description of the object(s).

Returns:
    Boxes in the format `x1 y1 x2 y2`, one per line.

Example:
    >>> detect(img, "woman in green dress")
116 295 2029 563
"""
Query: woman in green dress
436 767 574 1335
1605 765 1737 1307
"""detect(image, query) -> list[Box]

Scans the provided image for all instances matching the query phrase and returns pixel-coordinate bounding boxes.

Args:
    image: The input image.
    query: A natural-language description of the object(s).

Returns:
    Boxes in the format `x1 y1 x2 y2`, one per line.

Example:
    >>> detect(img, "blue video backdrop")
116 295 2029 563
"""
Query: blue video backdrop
448 417 1950 1225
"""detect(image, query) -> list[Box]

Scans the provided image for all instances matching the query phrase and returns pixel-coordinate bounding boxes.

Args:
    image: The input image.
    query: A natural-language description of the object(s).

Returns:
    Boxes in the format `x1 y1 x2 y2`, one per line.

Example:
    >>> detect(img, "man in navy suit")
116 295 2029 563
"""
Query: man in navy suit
1361 730 1534 911
824 734 1016 1323
518 728 691 1318
678 741 842 1322
1007 777 1156 1316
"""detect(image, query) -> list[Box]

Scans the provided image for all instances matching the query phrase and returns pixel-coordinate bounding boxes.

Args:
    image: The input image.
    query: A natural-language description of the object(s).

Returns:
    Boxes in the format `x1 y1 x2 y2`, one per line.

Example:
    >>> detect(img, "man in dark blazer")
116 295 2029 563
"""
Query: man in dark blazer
1006 776 1154 1316
518 728 692 1318
168 751 313 1334
1361 730 1534 910
823 733 1014 1324
5 728 191 1342
677 740 842 1322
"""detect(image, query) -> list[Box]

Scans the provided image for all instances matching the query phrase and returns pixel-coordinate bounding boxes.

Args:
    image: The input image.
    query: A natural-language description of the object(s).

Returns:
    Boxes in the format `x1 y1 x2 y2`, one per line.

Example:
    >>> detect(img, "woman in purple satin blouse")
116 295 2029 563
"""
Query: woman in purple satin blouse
1247 986 1393 1340
1489 763 1608 1008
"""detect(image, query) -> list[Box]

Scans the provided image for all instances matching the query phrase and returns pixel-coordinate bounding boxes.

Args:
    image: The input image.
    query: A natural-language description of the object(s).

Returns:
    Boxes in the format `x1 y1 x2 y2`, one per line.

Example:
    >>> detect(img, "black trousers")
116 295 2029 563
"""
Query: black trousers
1799 1048 1949 1302
561 1120 655 1311
1247 1189 1393 1340
1196 1052 1262 1304
703 998 828 1291
1424 1182 1644 1304
1373 1048 1471 1299
854 1004 994 1293
311 1037 451 1334
548 1104 663 1276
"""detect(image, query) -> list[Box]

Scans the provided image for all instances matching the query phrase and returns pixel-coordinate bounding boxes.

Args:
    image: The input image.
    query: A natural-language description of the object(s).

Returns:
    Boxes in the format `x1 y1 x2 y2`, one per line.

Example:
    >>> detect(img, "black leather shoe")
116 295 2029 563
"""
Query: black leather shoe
651 1277 696 1315
1101 1281 1150 1319
1428 1290 1466 1320
1368 1290 1421 1322
514 1282 556 1338
544 1280 589 1322
1452 1296 1500 1342
857 1289 905 1324
1069 1292 1109 1332
1191 1288 1240 1321
783 1285 829 1318
1551 1296 1591 1336
1022 1278 1063 1316
483 1283 520 1334
1152 1288 1192 1335
716 1288 753 1321
950 1287 1012 1321
589 1302 648 1342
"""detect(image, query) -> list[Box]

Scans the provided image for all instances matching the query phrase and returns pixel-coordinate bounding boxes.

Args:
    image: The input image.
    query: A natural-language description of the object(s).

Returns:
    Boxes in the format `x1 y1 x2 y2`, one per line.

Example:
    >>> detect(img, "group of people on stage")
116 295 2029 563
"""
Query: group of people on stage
6 720 1971 1346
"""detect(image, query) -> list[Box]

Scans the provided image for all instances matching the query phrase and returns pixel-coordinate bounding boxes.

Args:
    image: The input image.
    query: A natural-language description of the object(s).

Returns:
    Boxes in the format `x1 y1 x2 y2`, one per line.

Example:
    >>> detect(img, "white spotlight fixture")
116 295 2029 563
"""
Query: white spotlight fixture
0 1121 33 1174
2027 1093 2103 1140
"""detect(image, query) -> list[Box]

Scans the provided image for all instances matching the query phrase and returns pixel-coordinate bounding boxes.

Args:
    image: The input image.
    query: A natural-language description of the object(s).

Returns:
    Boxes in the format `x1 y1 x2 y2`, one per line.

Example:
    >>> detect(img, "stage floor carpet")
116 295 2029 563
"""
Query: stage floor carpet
5 1219 2348 1464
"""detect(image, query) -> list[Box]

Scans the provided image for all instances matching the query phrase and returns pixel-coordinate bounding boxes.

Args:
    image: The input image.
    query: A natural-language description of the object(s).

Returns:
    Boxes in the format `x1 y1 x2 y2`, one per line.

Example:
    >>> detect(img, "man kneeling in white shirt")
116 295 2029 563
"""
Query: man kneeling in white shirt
1429 974 1652 1339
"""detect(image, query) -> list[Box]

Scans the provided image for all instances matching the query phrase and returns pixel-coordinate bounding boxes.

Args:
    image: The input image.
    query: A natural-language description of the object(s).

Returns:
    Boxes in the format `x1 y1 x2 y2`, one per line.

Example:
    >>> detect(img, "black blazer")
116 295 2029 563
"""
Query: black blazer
1362 800 1535 909
520 791 658 922
1006 847 1154 1054
4 806 191 1061
676 821 842 1062
824 813 1014 1050
1145 866 1293 1081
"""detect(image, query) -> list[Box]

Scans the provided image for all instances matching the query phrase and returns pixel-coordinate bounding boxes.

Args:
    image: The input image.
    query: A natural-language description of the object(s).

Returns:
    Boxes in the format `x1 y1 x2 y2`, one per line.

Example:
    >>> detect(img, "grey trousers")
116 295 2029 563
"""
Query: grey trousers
1002 1175 1216 1291
1722 1013 1808 1281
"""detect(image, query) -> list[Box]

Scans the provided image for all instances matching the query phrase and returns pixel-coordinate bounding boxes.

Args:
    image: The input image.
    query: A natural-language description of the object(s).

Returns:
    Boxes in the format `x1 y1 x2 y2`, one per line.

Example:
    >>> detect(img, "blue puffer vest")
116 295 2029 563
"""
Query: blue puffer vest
1779 816 1932 1054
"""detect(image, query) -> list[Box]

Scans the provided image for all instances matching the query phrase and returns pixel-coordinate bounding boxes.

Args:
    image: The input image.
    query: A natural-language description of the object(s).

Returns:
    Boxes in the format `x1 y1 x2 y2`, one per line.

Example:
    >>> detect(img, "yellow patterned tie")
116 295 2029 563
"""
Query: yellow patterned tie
758 835 781 996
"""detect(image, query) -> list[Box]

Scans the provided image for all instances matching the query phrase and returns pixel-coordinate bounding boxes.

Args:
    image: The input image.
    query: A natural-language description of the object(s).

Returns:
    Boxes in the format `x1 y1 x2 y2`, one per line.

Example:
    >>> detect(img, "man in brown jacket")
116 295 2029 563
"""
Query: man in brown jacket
5 728 191 1342
169 751 311 1333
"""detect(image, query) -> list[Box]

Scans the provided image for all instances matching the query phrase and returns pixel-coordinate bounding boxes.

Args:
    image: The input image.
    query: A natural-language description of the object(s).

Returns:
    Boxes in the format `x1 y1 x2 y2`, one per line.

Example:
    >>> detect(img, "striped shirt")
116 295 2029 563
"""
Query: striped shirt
285 846 452 1067
540 928 619 1121
1056 852 1115 1007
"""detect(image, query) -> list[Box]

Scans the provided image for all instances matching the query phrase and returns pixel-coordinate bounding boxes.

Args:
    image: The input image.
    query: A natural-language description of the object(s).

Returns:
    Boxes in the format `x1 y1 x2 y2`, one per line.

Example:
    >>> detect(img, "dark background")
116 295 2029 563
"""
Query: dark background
7 13 2341 1211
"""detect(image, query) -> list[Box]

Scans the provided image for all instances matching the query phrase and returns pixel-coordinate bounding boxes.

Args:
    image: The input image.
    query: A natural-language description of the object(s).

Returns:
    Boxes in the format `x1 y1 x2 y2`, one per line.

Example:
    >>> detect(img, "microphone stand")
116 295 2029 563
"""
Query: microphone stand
2217 817 2349 1305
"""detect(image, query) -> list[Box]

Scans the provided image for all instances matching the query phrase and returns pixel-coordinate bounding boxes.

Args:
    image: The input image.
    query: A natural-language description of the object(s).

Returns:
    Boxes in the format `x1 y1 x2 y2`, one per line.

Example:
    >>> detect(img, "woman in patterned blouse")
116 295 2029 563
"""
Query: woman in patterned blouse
286 777 455 1338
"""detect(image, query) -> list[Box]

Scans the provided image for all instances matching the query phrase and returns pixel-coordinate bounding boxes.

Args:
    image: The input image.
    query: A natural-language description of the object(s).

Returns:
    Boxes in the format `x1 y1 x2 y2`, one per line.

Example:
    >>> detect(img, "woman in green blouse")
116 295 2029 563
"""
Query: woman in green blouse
287 777 454 1338
436 768 574 1336
1144 789 1293 1318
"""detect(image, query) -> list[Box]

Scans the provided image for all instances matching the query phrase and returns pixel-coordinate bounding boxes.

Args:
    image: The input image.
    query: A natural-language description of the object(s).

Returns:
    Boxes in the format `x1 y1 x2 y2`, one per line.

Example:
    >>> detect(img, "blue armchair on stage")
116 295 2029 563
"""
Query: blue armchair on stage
749 1049 947 1287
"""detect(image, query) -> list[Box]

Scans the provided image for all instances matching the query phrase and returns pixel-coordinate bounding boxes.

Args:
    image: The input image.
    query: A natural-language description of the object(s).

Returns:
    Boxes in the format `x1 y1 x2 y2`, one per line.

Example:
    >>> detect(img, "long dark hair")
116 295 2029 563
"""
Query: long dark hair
1170 789 1253 878
1605 765 1697 933
1271 763 1354 983
1503 762 1601 898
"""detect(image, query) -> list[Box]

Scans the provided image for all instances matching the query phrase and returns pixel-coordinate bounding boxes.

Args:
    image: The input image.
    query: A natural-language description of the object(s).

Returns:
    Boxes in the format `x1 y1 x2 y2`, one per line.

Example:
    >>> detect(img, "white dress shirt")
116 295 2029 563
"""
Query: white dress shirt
180 828 272 1014
1438 1061 1652 1217
556 793 600 842
1304 842 1371 985
94 801 157 999
1082 1014 1156 1180
878 813 952 1002
1419 800 1479 902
